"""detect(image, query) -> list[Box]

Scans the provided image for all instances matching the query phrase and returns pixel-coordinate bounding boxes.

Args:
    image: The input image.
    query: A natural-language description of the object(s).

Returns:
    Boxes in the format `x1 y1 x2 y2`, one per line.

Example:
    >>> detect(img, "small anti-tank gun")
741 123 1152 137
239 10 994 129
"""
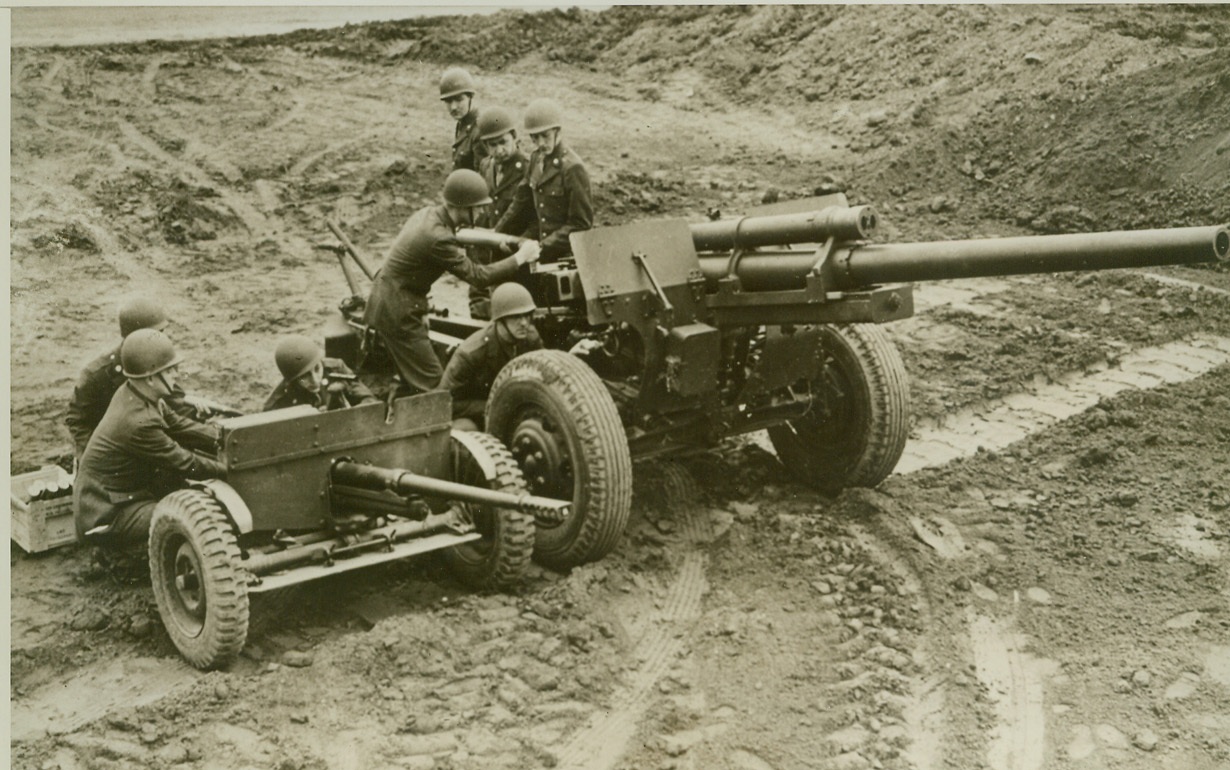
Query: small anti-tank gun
145 391 568 670
327 199 1227 574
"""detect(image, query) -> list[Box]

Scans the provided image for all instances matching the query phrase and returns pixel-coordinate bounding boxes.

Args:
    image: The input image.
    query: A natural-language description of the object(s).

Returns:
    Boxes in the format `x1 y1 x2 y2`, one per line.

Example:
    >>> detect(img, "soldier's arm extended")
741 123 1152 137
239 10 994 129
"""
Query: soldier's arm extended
129 409 226 479
160 402 223 456
433 236 522 289
540 163 594 260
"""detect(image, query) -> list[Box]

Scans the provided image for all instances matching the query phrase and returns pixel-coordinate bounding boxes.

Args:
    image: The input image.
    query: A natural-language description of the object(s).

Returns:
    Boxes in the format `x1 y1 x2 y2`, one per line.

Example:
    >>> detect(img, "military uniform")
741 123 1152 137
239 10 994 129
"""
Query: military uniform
362 205 521 393
469 148 531 318
74 383 225 546
440 324 544 427
263 358 377 412
495 140 593 262
452 109 487 172
66 344 193 459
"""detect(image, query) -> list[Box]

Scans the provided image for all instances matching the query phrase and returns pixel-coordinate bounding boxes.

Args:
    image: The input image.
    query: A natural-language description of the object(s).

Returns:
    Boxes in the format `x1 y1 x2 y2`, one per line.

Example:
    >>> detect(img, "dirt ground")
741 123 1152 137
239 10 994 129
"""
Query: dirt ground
8 6 1230 770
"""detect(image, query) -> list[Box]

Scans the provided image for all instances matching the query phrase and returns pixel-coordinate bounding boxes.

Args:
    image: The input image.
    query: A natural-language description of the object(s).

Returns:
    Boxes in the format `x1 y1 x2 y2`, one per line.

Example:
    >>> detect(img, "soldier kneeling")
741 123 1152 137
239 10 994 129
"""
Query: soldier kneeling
73 330 226 552
264 334 377 412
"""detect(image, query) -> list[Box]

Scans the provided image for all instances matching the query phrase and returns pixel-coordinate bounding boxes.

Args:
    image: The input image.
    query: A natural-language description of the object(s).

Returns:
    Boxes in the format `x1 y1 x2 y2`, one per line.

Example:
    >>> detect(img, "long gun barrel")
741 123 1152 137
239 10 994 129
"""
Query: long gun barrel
331 460 570 521
694 217 1229 292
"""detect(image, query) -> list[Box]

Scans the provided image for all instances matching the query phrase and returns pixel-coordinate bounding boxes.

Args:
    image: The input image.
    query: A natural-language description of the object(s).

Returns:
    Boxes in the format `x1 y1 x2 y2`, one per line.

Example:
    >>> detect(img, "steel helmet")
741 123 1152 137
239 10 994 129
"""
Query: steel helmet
438 67 476 100
523 98 563 135
477 106 516 141
275 334 324 381
490 283 536 323
443 169 494 207
117 296 169 338
120 328 182 379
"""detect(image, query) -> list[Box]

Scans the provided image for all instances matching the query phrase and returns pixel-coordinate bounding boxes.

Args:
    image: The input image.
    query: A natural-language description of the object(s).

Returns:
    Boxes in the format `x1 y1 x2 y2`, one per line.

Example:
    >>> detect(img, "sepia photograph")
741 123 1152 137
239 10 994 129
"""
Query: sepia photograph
8 4 1230 769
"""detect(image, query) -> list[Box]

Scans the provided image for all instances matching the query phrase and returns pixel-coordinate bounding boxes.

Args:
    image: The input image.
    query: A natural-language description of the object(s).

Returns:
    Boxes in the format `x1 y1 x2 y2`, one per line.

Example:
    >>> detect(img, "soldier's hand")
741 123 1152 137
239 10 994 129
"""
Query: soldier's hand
326 381 347 395
569 339 604 357
498 239 518 255
513 240 541 266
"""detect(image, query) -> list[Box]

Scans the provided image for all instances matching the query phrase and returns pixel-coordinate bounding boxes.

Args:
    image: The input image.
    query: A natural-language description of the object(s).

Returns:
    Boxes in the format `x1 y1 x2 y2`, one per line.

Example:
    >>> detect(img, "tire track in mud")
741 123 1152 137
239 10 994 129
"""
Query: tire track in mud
141 55 167 96
265 96 307 134
897 334 1230 474
10 657 199 743
42 56 65 87
967 612 1058 770
837 301 1230 768
288 133 378 177
554 467 712 770
115 119 269 235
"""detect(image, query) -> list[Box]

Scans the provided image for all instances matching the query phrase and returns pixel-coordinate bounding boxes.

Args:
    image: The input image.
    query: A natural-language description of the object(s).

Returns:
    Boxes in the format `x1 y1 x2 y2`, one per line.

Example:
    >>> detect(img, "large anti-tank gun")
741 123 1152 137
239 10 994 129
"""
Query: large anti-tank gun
329 197 1227 572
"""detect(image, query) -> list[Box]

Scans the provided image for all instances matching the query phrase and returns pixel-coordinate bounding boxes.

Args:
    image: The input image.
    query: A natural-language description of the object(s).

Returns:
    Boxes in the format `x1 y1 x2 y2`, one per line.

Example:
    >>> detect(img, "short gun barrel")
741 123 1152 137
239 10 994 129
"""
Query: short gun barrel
690 205 878 252
331 460 571 520
696 224 1229 292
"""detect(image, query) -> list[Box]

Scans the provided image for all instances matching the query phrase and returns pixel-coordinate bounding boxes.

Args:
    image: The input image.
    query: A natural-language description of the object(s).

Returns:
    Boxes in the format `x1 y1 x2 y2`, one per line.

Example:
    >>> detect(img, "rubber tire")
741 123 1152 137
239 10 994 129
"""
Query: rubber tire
148 489 249 670
486 350 632 570
768 323 910 492
441 432 536 590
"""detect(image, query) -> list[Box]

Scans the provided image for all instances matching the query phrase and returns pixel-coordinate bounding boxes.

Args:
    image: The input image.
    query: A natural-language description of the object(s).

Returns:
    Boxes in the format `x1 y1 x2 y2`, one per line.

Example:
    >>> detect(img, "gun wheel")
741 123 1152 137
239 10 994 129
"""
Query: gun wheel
487 350 632 571
148 489 249 670
769 323 910 492
443 431 535 590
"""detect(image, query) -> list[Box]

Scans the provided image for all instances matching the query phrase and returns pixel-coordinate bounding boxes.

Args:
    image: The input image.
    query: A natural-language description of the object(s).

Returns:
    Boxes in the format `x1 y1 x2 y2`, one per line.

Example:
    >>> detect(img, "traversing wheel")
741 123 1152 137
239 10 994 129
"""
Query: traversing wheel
148 489 249 670
442 431 535 590
768 323 910 492
486 350 632 570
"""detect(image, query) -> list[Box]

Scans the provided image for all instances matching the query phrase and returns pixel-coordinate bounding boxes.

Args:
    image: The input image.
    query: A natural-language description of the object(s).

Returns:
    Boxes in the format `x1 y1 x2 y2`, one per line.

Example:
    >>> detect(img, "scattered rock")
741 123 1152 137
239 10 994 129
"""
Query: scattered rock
1164 671 1200 700
69 606 111 632
1026 587 1052 605
1131 669 1151 688
282 651 314 668
1133 729 1159 751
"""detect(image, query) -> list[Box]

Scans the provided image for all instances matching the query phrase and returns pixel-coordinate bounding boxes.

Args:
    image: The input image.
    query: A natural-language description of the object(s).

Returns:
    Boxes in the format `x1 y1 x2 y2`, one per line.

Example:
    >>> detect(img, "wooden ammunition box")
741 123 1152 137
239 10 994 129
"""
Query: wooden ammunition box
11 466 78 553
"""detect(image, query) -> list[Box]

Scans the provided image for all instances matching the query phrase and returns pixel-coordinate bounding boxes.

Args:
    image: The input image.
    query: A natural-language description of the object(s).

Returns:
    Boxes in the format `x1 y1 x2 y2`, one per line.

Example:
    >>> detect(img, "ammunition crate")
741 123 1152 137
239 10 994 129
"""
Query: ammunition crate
11 466 78 553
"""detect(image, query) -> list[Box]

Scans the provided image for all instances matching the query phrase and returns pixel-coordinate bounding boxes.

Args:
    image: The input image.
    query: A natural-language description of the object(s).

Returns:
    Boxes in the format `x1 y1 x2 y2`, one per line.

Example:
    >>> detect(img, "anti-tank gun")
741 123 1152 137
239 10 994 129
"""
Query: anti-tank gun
327 200 1227 573
141 392 568 670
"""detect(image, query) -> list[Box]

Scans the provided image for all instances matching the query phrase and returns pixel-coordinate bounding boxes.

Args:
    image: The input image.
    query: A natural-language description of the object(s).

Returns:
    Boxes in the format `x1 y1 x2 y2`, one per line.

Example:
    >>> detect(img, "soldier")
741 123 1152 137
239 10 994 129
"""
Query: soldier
494 98 594 263
264 334 377 412
65 295 200 460
469 106 531 319
73 329 225 548
440 66 486 173
361 169 541 394
441 283 544 429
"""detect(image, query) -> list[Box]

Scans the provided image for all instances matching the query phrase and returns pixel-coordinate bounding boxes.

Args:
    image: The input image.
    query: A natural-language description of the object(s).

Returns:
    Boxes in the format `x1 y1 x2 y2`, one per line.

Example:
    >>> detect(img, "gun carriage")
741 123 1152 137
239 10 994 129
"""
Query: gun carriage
329 196 1228 572
145 392 568 669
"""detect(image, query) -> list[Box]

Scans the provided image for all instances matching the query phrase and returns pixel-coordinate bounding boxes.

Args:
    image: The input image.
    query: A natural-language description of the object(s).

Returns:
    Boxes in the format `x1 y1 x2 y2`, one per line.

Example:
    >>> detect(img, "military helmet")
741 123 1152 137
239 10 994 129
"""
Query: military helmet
117 295 169 338
120 329 183 379
477 106 516 141
523 98 563 135
490 283 537 323
438 67 476 100
275 334 324 381
443 169 494 208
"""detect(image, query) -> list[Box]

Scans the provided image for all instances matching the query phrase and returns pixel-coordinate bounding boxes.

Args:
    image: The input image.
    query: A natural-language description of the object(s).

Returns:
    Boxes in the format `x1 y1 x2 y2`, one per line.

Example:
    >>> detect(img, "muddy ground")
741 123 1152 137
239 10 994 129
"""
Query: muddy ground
8 6 1230 770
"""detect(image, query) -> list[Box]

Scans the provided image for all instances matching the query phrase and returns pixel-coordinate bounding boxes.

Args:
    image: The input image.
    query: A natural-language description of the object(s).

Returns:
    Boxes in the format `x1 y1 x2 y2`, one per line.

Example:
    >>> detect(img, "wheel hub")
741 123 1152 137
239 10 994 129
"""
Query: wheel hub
510 417 572 504
170 541 206 625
